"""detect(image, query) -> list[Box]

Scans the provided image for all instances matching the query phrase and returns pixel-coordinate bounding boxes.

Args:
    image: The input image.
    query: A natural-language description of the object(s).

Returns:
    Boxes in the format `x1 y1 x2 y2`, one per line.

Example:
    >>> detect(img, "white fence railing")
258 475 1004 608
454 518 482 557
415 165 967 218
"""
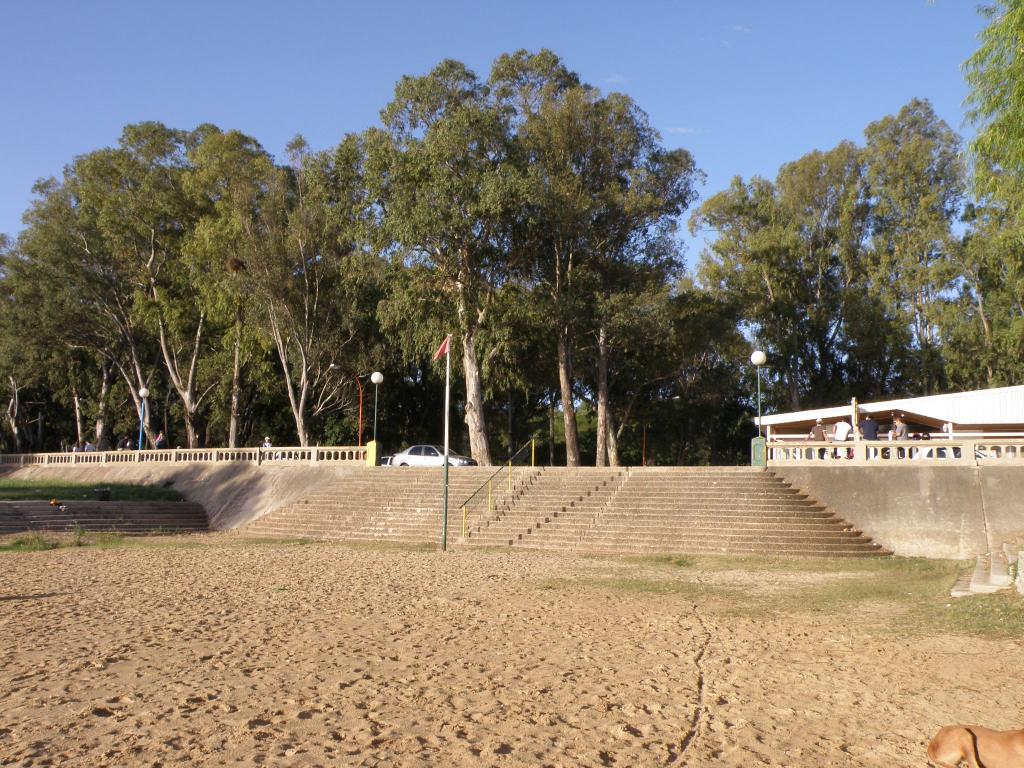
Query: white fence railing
767 439 1024 467
0 445 367 468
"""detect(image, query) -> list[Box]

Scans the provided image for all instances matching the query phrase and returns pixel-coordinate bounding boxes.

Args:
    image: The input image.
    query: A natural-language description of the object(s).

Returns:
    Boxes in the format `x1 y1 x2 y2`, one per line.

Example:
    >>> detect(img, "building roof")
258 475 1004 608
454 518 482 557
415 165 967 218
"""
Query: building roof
757 384 1024 428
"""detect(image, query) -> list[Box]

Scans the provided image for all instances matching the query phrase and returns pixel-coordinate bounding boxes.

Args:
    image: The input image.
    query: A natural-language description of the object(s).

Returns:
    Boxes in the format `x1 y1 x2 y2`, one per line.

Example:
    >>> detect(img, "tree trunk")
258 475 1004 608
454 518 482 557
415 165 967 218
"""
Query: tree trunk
6 376 22 453
72 384 85 447
606 409 620 467
548 393 556 466
36 409 45 452
228 308 242 448
462 329 492 465
975 290 995 384
94 363 111 450
595 326 610 467
269 314 309 447
557 330 580 466
507 388 514 459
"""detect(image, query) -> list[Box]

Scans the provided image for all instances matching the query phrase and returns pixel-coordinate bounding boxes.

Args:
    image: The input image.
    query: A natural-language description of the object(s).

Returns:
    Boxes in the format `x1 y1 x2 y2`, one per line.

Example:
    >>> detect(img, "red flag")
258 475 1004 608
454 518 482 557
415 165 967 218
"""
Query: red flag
432 334 451 361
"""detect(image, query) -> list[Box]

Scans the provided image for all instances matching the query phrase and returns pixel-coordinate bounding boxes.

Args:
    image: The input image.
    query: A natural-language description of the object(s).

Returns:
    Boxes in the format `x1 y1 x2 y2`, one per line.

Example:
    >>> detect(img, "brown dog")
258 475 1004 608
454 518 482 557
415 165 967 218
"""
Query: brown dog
927 725 1024 767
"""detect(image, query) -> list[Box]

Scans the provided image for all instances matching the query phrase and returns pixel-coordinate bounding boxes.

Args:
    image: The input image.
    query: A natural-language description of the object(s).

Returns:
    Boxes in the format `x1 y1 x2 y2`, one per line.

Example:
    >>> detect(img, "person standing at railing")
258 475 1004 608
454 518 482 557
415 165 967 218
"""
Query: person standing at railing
859 413 879 459
888 414 909 459
832 418 853 459
155 431 168 449
808 418 829 459
83 440 96 452
261 436 273 449
860 414 879 441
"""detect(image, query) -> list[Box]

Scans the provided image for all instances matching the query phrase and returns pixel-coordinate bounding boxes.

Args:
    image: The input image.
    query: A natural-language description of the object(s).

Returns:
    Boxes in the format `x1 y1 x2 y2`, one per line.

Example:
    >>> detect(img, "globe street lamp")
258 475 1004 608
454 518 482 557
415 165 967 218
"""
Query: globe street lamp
137 387 150 451
749 351 766 467
750 350 766 437
370 371 384 444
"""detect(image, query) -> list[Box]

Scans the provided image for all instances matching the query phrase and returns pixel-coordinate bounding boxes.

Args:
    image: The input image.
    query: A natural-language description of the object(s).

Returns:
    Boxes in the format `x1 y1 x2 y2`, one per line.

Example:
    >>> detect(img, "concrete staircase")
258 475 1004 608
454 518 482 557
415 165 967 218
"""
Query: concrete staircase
571 467 887 557
245 467 535 543
951 542 1021 597
0 500 208 536
458 467 626 548
484 467 887 557
243 466 887 558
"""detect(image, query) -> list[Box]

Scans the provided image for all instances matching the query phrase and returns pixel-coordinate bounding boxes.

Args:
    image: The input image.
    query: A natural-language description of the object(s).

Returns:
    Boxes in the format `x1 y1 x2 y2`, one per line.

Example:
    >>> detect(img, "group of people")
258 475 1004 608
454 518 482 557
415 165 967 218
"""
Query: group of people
71 431 169 452
65 433 272 453
807 413 932 443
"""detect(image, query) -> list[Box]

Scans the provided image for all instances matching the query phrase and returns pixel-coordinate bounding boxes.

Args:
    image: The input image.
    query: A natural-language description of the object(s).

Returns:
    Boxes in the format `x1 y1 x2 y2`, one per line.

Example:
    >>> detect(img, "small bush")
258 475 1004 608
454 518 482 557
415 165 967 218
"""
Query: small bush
0 532 58 552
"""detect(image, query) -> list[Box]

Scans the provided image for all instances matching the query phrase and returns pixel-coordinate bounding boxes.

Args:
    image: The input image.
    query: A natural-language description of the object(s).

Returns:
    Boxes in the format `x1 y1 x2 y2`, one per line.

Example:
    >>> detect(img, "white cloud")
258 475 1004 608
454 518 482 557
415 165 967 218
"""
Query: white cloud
666 126 703 135
605 74 627 85
727 24 752 34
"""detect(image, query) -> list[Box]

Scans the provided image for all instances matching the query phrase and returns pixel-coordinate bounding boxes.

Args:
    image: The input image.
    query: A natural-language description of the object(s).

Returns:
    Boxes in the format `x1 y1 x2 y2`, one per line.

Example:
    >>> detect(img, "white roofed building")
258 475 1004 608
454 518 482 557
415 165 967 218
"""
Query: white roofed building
757 384 1024 441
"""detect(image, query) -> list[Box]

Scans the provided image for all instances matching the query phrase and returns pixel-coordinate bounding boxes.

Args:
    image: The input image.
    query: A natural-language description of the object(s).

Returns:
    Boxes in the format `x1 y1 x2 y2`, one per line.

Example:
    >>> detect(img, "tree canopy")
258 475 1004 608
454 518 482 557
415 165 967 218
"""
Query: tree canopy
1 32 1020 463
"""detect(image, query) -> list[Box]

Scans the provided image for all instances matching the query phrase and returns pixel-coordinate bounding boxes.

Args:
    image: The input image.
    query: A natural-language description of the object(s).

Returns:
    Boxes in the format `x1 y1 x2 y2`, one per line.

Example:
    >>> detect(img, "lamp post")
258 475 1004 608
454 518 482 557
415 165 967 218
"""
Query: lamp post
749 351 766 467
370 371 383 444
137 387 150 451
750 350 766 436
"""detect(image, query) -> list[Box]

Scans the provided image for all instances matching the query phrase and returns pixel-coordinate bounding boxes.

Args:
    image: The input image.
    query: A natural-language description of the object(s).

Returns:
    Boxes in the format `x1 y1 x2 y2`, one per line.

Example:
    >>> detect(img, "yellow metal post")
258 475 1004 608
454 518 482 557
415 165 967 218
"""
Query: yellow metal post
531 439 535 467
508 460 512 491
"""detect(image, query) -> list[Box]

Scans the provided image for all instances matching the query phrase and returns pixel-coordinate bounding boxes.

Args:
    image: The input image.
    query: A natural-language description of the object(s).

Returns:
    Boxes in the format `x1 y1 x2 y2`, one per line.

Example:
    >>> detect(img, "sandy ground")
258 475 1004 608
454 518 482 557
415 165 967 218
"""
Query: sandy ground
1 539 1022 767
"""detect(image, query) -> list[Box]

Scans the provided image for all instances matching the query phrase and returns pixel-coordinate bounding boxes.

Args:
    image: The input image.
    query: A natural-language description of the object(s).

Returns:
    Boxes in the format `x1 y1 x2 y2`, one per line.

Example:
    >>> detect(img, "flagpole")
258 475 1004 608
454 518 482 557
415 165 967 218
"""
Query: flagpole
442 335 451 551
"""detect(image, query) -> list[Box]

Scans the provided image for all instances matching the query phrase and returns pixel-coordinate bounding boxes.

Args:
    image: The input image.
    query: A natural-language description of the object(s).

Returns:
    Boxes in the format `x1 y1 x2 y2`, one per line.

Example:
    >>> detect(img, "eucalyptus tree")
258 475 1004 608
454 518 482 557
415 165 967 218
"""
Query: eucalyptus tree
940 204 1024 388
584 142 699 466
964 1 1024 220
54 122 216 446
370 59 524 465
242 135 380 447
692 141 875 409
15 174 148 446
862 99 965 394
496 50 700 465
184 128 279 447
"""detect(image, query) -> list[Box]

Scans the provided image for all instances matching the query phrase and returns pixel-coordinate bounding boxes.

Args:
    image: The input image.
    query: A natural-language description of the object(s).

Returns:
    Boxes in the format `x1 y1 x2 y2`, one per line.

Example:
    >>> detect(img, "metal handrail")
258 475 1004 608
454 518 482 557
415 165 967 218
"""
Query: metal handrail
455 438 537 511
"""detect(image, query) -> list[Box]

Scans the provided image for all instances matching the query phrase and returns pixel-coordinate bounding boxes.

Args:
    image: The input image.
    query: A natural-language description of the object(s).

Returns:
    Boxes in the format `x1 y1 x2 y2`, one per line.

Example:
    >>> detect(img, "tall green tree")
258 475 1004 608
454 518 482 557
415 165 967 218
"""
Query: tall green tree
692 140 875 409
371 59 523 464
244 136 379 446
964 1 1024 218
498 50 700 465
862 98 965 394
184 128 278 447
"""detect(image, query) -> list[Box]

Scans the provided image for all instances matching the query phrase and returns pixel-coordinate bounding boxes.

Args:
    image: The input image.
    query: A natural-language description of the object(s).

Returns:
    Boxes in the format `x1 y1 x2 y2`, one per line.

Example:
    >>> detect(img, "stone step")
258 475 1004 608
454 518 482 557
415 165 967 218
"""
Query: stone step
989 548 1012 587
950 567 974 597
573 542 889 557
601 504 830 515
968 554 1005 594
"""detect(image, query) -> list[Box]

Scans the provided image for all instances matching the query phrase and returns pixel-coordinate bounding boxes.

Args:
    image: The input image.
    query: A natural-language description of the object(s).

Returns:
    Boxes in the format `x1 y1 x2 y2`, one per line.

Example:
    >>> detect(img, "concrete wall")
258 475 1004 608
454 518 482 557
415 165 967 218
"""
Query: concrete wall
775 466 1024 559
0 462 365 530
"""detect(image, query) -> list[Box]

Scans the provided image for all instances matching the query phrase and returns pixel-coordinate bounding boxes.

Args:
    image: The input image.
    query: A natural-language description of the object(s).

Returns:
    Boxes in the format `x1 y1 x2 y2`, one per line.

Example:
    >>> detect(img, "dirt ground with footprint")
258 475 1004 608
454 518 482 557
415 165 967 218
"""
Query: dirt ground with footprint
1 538 1021 766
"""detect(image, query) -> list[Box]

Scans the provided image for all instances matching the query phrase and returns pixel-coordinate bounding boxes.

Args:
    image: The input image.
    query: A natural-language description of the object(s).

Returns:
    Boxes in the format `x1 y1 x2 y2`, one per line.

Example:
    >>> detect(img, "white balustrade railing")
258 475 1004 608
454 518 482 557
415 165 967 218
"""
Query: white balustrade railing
0 445 367 468
767 439 1024 467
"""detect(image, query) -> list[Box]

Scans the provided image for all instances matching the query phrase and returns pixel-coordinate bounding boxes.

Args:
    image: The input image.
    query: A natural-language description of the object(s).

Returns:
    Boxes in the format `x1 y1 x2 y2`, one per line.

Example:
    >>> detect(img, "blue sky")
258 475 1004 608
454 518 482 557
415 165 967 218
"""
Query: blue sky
1 1 986 266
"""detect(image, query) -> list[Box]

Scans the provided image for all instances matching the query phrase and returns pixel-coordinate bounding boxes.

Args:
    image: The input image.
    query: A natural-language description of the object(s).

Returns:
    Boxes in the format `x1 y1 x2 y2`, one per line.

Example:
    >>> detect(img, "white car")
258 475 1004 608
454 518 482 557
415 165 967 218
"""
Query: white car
390 444 477 467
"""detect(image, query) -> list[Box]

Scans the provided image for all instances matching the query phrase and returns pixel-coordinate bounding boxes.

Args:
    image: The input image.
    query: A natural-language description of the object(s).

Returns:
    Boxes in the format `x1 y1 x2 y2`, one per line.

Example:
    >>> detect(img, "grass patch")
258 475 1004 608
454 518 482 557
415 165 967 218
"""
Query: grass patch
561 553 1022 639
536 575 736 600
623 554 696 569
0 480 183 502
0 532 59 552
91 532 127 549
926 592 1024 637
